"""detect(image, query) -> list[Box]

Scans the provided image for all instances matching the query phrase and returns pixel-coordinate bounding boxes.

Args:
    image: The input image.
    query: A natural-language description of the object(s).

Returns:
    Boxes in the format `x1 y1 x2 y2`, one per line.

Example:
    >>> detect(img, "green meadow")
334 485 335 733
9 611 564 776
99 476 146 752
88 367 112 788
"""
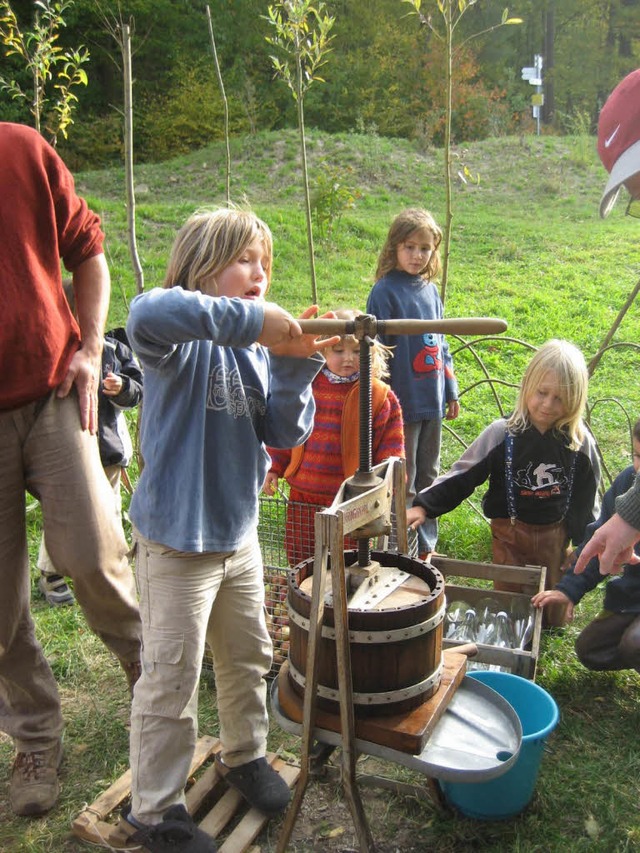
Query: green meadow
2 128 640 851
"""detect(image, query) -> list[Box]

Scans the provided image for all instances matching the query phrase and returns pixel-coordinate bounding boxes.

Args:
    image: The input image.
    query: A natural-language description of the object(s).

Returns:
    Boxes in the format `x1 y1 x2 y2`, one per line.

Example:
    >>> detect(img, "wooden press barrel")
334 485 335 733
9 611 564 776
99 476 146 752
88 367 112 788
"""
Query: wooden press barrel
286 550 445 717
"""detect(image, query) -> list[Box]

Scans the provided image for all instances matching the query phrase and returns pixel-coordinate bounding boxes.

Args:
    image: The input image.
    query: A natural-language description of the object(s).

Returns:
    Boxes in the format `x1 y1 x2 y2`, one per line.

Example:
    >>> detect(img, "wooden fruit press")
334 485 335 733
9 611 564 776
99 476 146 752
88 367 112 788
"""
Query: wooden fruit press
275 313 508 853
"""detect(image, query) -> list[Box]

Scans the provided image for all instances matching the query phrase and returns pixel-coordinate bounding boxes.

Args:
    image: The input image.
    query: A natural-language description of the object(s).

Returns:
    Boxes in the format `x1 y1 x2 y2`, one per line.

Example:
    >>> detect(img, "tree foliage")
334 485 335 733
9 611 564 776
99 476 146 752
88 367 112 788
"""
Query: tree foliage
0 0 88 144
2 0 638 166
265 0 335 302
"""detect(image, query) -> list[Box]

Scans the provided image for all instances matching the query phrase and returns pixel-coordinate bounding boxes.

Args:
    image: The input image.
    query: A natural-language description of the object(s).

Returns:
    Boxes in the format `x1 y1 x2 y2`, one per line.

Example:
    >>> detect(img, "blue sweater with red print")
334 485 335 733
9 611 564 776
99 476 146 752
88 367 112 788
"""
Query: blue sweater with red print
366 269 458 423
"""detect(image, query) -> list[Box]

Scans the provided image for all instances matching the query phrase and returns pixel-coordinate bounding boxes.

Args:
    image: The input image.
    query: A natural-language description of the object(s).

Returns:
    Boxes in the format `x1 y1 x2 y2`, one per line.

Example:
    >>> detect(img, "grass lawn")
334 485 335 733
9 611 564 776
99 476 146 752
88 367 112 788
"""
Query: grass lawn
1 128 640 851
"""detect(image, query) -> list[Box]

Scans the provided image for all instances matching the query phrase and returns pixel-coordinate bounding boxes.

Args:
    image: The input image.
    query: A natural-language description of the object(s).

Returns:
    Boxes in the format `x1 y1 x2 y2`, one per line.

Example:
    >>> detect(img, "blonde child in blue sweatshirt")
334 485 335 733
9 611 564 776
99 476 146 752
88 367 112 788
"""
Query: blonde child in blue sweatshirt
122 207 338 853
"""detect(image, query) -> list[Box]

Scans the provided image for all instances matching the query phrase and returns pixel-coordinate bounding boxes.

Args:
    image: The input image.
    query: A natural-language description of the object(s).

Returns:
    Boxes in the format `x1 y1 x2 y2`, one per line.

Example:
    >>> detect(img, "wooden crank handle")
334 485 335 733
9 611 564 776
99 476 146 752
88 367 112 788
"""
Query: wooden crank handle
451 642 478 658
298 317 508 336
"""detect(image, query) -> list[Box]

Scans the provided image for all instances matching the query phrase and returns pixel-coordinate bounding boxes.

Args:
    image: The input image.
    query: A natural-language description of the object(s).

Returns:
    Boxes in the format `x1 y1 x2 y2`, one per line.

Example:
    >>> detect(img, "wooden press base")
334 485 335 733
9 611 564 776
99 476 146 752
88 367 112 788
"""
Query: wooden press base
72 736 299 853
276 650 468 755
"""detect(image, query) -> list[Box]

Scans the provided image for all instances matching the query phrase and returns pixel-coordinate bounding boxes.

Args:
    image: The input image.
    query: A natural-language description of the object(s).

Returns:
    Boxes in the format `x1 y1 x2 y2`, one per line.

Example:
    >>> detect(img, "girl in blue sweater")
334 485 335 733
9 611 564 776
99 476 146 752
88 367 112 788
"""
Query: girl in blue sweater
122 208 337 853
367 208 459 558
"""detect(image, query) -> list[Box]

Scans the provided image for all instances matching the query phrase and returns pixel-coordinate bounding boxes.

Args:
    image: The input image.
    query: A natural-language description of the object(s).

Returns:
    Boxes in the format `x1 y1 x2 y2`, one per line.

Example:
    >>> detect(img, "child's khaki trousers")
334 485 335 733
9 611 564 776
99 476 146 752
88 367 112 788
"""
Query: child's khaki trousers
129 531 273 825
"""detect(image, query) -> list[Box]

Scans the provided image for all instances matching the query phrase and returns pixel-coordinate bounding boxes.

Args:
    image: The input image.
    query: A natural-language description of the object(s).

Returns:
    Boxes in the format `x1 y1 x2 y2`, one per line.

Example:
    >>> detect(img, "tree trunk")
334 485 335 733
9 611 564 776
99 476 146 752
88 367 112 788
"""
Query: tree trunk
296 51 317 304
440 0 453 306
543 0 555 125
123 23 144 294
206 5 231 206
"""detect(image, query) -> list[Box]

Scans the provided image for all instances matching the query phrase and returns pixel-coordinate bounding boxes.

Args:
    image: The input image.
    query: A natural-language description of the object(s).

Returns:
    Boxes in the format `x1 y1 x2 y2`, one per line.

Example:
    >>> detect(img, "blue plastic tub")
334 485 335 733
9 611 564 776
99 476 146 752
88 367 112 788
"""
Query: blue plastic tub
440 671 559 819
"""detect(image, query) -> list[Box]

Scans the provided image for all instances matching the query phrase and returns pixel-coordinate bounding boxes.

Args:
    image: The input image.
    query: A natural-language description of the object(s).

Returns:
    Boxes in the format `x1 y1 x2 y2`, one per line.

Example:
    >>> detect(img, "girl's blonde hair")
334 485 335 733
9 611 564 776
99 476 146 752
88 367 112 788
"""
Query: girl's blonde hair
375 208 442 281
507 339 589 450
163 207 273 293
325 308 392 380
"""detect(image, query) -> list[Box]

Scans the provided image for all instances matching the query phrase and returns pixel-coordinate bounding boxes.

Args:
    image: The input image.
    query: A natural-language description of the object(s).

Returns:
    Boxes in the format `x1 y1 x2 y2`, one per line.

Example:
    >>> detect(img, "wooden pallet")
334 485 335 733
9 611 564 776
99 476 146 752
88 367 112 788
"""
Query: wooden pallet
72 736 300 852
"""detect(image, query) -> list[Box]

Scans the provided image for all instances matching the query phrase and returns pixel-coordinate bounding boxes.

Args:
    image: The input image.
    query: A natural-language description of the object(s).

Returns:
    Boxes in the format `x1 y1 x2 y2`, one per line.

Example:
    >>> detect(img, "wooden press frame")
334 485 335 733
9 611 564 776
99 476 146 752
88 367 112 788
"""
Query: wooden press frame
276 456 407 853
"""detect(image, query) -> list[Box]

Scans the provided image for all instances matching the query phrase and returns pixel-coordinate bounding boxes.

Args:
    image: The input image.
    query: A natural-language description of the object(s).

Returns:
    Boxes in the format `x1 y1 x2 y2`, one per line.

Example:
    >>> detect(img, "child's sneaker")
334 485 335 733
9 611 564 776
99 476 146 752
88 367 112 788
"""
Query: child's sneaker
39 571 75 606
215 754 291 815
121 804 217 852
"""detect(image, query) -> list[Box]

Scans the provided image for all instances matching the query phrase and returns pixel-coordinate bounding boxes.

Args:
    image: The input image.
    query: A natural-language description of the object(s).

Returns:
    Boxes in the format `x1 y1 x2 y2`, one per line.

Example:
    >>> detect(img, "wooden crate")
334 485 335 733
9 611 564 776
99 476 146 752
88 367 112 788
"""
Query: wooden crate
430 556 546 680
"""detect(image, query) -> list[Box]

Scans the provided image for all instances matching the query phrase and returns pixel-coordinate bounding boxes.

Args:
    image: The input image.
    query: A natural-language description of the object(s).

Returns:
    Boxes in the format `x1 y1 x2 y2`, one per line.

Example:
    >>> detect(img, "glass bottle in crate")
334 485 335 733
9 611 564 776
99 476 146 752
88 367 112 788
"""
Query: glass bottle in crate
510 597 535 649
449 607 478 643
519 616 535 650
493 610 517 648
465 659 493 672
445 599 471 639
464 600 492 670
474 595 500 645
476 595 499 623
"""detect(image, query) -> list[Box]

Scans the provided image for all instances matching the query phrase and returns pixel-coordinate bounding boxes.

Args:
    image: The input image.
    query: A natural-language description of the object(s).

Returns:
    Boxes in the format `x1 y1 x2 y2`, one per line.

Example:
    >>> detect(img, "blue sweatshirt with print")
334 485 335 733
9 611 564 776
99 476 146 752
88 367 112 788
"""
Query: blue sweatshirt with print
366 270 458 423
127 287 323 552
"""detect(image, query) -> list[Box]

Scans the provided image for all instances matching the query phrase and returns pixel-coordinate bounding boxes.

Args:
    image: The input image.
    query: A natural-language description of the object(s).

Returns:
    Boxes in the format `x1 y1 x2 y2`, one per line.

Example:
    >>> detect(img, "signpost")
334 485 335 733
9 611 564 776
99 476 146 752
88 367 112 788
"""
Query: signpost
521 54 543 135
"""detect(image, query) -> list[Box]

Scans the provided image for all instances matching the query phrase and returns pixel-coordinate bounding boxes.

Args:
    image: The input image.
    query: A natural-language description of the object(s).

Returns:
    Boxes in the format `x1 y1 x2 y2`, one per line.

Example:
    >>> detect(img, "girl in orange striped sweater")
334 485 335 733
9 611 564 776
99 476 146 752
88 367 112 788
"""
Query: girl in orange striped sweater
265 309 405 566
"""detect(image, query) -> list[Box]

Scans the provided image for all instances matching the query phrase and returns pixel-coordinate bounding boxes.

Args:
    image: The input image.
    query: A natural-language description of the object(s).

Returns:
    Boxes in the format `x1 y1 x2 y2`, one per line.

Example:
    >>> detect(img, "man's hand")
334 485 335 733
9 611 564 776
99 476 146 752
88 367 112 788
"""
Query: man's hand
56 347 101 433
407 506 427 530
64 253 110 434
266 305 340 358
573 513 640 575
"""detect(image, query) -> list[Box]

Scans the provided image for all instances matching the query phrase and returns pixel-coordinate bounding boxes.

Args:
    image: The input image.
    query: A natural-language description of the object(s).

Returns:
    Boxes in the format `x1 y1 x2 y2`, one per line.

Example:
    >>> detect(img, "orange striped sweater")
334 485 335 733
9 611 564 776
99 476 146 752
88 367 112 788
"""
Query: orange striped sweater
268 371 405 502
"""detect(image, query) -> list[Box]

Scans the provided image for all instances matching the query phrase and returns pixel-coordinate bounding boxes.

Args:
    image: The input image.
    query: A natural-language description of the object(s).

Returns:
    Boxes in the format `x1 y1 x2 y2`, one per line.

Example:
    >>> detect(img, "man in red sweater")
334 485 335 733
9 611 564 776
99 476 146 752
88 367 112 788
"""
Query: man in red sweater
0 123 142 817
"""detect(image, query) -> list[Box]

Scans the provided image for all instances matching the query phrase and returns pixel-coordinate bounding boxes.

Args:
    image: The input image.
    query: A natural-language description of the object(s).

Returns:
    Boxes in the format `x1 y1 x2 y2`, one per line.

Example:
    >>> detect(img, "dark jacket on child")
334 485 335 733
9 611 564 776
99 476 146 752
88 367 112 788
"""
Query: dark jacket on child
557 465 640 613
98 328 143 467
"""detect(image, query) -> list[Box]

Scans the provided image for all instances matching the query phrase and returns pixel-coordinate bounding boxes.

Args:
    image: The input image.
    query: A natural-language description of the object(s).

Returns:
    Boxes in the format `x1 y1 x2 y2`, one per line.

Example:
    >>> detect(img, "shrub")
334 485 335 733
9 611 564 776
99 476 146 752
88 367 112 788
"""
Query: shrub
57 110 123 170
311 160 362 241
136 60 250 162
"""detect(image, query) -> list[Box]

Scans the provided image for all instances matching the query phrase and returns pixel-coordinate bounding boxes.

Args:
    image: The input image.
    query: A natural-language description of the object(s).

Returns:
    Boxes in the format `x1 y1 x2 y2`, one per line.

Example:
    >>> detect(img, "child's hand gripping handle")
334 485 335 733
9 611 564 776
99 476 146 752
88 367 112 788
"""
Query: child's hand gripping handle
298 317 508 336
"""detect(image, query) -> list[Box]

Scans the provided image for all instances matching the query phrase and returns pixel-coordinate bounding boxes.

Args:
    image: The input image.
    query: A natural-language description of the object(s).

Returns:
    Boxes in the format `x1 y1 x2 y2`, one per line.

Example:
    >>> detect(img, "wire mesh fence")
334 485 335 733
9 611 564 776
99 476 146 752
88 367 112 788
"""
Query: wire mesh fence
260 492 320 670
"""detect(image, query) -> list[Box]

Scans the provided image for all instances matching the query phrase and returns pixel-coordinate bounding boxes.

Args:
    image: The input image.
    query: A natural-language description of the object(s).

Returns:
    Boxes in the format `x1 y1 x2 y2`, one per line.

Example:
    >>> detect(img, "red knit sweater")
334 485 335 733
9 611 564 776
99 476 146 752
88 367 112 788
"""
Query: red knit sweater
268 371 405 503
0 123 105 410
